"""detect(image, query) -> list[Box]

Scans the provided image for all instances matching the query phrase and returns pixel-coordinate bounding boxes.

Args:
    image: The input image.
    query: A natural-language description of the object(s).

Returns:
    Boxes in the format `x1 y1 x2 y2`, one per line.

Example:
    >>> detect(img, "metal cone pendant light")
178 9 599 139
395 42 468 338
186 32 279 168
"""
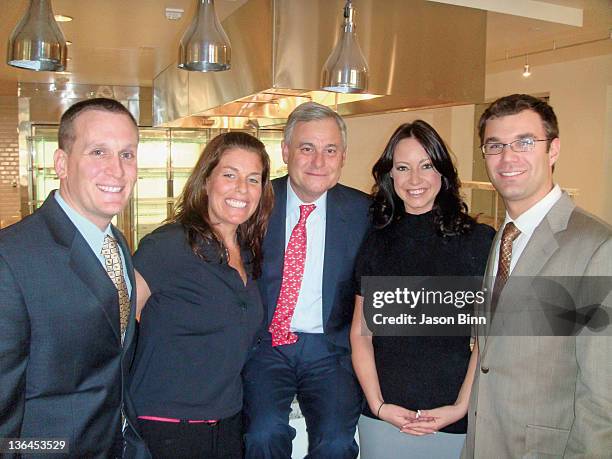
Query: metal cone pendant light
321 0 368 93
7 0 67 72
178 0 231 72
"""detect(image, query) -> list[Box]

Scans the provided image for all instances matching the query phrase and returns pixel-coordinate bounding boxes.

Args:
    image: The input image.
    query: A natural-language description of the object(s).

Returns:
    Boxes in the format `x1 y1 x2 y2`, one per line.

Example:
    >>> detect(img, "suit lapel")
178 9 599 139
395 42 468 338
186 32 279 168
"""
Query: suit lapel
511 193 574 278
263 177 288 320
480 193 575 357
113 226 136 361
510 219 558 278
480 229 501 350
322 186 346 327
69 237 121 341
41 193 122 341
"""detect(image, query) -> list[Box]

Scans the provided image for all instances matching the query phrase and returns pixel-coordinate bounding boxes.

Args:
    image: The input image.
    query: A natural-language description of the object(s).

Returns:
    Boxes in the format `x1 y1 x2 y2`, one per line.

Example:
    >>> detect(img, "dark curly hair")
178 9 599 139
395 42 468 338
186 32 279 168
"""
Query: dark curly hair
371 120 475 236
171 132 274 278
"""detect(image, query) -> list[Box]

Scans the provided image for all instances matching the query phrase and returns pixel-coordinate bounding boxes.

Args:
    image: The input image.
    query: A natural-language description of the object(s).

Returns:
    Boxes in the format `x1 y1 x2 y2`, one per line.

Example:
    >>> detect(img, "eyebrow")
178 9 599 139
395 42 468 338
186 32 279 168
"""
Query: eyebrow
221 165 262 175
298 142 339 149
394 158 431 165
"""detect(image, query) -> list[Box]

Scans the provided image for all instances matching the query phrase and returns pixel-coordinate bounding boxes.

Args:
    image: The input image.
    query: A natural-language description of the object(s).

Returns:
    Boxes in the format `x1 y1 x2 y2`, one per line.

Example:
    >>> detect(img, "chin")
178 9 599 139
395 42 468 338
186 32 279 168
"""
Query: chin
98 203 126 219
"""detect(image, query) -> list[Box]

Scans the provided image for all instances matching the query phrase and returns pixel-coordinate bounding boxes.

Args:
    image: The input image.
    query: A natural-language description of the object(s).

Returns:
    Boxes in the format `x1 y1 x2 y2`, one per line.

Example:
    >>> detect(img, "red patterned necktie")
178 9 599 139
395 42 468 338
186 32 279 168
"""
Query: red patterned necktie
269 204 316 346
491 222 521 311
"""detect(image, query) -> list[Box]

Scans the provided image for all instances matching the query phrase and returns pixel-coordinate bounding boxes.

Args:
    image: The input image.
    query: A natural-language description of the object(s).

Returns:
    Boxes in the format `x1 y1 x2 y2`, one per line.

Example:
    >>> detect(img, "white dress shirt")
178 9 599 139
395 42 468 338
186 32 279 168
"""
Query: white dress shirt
285 179 326 333
492 184 563 277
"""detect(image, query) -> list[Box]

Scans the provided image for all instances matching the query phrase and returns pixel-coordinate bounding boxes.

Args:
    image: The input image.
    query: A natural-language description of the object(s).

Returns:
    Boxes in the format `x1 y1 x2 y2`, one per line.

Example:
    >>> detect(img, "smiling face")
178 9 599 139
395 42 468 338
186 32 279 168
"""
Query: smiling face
54 110 139 230
483 109 559 218
391 137 442 215
282 118 346 203
206 147 264 239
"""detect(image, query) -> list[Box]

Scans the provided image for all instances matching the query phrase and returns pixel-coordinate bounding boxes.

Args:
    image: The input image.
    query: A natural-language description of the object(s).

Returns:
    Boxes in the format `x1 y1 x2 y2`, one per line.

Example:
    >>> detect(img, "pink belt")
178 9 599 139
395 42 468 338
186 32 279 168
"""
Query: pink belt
138 416 218 424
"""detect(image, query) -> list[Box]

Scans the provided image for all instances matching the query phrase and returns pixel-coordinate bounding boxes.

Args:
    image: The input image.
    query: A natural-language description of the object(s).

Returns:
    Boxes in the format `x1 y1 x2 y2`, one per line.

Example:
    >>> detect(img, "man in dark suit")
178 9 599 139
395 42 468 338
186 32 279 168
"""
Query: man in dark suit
243 102 370 458
0 98 149 458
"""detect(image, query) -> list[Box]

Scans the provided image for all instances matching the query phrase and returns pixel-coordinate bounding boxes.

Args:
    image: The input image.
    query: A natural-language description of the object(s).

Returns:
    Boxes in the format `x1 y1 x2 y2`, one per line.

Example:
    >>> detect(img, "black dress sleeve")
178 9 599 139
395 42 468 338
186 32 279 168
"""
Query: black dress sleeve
133 225 183 295
354 230 376 296
471 223 496 275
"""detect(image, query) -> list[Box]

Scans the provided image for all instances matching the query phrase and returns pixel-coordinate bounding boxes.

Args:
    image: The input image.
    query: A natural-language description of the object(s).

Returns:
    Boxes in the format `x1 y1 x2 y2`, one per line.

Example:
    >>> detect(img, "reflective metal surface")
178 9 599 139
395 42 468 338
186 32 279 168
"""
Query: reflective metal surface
321 0 368 93
19 82 152 125
178 0 232 72
153 64 188 127
154 0 486 126
7 0 67 72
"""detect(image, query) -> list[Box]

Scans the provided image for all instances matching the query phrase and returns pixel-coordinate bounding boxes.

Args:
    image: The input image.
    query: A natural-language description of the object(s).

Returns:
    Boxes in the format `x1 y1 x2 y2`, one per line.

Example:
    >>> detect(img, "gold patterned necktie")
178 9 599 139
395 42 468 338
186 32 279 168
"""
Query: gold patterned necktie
101 235 130 342
491 222 521 311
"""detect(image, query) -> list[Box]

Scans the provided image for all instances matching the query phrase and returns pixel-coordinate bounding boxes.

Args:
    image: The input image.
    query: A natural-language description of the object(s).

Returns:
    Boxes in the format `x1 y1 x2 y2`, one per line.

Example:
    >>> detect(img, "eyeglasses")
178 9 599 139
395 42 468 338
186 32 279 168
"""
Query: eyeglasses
481 138 552 156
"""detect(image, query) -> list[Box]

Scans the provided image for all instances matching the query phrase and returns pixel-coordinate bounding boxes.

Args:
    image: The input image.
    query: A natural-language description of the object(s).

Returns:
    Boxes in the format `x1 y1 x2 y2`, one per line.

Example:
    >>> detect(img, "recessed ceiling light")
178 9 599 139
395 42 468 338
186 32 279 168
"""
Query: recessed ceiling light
165 7 184 20
54 14 73 22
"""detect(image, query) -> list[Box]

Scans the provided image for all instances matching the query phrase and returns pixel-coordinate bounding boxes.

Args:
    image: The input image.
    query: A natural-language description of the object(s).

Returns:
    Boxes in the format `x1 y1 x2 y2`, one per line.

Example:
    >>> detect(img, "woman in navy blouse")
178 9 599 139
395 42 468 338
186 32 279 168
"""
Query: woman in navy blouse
130 132 274 458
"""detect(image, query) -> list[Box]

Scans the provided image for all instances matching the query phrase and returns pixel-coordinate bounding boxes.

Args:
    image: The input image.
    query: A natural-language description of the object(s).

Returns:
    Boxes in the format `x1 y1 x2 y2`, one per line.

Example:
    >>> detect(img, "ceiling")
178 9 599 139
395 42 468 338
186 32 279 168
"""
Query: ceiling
0 0 247 92
485 0 611 61
0 0 610 94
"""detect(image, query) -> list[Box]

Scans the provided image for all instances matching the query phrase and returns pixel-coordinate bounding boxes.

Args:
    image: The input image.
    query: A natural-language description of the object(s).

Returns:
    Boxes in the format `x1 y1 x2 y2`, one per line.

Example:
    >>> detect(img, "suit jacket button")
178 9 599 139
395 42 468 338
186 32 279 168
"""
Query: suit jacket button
481 366 489 374
257 337 262 345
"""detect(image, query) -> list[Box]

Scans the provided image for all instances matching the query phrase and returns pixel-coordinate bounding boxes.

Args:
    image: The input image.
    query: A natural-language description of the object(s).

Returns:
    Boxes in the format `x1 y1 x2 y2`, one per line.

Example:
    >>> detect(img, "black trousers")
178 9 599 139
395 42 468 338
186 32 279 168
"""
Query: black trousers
139 411 243 459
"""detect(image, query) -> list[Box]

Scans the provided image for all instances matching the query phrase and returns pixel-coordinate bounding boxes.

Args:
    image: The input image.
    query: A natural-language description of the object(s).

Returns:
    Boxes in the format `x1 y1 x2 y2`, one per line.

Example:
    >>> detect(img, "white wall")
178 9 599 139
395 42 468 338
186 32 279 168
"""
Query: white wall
339 52 612 224
341 106 475 197
485 53 612 223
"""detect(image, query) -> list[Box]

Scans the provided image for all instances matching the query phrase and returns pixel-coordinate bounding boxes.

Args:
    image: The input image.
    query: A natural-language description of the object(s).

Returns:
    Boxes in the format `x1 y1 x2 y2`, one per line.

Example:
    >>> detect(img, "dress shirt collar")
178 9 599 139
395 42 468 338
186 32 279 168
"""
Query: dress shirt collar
54 190 114 257
286 178 327 219
503 184 562 237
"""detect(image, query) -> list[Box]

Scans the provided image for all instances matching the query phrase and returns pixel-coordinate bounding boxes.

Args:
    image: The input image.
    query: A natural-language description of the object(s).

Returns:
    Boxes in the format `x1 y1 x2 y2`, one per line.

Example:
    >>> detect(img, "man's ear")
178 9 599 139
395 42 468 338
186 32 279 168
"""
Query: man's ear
54 148 68 179
281 141 289 165
548 137 560 167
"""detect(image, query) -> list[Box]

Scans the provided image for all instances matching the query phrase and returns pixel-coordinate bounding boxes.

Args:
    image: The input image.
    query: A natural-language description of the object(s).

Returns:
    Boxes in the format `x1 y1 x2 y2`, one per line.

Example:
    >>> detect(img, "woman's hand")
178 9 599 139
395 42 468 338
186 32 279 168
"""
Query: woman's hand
399 404 465 435
378 403 433 430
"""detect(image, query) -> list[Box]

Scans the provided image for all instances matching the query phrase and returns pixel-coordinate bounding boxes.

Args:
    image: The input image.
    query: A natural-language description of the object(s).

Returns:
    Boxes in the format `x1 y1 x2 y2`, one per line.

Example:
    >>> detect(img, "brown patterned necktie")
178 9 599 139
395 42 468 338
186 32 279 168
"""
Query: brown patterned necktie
101 235 130 342
491 222 521 310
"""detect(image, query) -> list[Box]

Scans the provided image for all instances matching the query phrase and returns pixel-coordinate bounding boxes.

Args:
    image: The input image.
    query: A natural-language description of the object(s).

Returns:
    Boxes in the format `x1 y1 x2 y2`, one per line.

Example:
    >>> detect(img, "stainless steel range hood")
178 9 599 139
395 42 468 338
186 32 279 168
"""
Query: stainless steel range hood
153 0 486 127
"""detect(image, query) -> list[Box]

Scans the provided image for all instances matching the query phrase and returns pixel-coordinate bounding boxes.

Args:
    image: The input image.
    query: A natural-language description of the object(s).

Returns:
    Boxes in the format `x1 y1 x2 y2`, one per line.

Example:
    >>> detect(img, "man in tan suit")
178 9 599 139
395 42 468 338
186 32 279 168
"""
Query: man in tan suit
463 94 612 458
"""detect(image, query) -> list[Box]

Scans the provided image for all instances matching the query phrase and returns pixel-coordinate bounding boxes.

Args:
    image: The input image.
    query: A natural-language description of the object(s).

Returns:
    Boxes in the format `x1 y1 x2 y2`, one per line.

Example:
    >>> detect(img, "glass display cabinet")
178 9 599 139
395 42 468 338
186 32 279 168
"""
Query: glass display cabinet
28 126 285 250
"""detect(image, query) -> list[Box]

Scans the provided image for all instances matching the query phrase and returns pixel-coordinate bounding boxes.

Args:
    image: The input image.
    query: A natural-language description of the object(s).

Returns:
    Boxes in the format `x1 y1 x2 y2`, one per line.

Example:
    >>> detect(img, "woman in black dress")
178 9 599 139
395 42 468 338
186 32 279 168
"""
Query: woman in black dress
350 120 495 458
130 132 274 458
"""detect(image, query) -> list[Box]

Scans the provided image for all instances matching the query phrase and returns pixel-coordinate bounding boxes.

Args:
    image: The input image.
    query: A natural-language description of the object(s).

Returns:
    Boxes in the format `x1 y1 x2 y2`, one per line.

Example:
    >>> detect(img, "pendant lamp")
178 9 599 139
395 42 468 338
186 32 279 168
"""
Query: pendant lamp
321 0 368 93
522 55 531 77
7 0 67 72
178 0 231 72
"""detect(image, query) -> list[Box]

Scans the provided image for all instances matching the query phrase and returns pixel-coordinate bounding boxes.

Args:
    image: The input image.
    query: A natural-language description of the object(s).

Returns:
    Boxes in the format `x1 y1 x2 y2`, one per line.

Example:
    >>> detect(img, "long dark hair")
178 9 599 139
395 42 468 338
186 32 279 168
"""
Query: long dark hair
371 120 475 236
171 132 274 278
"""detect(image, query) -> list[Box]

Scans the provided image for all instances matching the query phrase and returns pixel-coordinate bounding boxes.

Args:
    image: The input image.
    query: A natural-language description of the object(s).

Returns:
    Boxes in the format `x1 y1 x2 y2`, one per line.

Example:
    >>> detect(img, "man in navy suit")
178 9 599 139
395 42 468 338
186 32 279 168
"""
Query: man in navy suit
243 102 370 458
0 98 148 458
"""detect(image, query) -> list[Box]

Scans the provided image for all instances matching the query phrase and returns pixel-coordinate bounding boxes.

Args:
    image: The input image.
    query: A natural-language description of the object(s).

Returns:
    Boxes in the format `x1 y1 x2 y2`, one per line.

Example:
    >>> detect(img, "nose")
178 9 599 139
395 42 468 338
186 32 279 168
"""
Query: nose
312 151 325 169
408 168 422 185
498 145 520 163
106 154 125 178
236 177 248 194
